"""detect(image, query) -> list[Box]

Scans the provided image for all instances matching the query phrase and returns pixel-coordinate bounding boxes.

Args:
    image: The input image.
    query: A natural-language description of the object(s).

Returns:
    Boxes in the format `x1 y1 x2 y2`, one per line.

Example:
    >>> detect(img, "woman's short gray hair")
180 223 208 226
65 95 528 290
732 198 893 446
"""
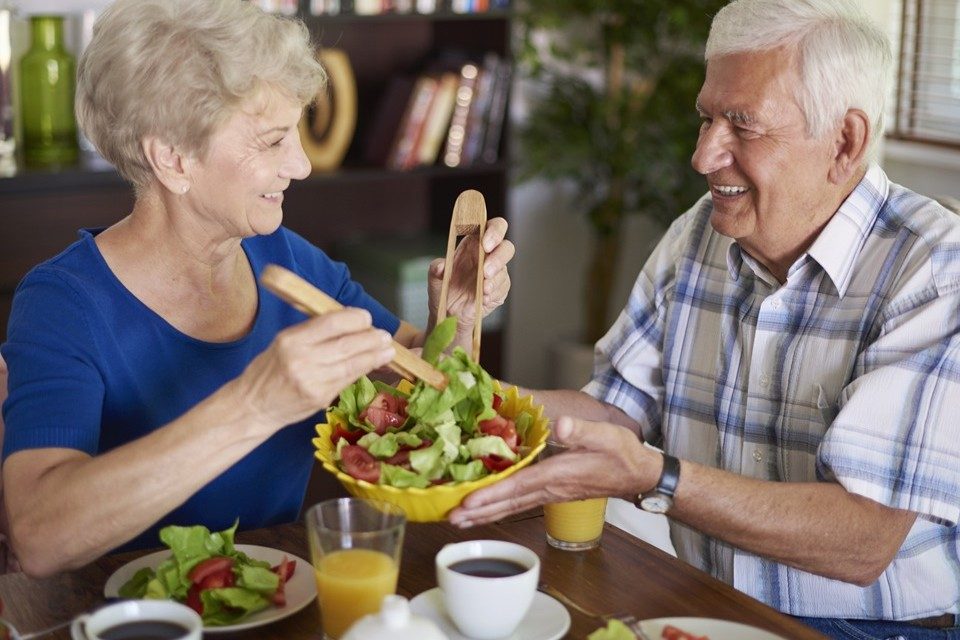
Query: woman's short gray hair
705 0 892 161
76 0 326 188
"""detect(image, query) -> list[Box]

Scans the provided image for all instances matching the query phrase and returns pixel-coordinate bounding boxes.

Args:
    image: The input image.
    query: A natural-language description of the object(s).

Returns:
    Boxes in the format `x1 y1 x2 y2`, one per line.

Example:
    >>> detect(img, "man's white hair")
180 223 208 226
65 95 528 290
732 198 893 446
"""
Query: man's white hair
705 0 892 161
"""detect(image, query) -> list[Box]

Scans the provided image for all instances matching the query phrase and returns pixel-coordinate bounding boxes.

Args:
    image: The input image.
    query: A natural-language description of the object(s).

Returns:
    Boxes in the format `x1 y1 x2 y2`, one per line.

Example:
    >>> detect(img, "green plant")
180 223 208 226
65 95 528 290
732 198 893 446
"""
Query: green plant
517 0 726 343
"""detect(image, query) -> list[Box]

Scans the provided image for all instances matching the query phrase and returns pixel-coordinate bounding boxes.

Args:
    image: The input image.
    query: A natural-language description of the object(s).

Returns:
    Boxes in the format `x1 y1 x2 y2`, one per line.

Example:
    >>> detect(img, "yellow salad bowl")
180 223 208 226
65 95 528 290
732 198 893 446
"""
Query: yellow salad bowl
313 381 550 522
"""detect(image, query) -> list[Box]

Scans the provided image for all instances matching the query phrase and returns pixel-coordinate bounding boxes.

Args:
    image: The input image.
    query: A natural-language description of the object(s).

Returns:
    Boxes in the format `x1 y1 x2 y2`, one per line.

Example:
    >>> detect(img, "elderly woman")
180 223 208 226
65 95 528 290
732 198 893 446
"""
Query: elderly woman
0 0 513 578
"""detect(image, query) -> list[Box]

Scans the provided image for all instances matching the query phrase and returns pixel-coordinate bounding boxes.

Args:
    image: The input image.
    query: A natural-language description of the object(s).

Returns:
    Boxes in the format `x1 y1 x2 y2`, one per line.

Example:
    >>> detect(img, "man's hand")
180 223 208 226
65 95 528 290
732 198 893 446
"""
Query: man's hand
449 416 660 527
450 412 918 586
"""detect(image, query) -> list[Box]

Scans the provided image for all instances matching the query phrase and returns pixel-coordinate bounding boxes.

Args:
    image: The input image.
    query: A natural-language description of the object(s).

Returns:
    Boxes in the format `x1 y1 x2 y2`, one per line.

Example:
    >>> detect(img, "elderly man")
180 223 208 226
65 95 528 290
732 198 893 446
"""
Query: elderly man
451 0 960 636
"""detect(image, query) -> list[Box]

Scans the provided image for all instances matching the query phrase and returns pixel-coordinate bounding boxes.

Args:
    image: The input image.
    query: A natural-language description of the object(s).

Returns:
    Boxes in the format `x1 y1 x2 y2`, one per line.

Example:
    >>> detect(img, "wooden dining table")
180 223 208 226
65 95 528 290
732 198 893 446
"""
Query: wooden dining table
0 509 826 640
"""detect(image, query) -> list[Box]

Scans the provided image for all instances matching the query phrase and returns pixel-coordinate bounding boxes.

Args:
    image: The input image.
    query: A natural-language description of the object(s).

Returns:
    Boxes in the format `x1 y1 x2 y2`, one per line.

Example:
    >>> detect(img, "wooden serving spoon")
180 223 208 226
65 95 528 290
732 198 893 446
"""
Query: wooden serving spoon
436 189 487 363
260 264 448 390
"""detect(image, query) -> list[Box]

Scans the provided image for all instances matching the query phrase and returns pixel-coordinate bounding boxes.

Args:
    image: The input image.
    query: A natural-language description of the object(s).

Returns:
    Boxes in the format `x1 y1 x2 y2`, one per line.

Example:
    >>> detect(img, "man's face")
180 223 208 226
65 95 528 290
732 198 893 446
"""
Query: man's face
692 47 840 273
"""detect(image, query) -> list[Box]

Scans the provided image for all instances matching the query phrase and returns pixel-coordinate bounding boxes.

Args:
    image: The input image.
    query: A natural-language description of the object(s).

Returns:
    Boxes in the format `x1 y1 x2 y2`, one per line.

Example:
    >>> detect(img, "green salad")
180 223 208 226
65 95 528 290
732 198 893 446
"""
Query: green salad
119 521 295 626
588 620 639 640
326 317 536 488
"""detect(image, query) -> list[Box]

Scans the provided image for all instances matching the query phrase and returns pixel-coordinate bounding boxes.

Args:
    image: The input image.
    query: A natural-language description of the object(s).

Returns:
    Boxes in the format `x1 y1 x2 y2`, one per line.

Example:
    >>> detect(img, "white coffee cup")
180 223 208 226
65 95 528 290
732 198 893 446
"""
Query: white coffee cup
70 599 202 640
435 540 540 640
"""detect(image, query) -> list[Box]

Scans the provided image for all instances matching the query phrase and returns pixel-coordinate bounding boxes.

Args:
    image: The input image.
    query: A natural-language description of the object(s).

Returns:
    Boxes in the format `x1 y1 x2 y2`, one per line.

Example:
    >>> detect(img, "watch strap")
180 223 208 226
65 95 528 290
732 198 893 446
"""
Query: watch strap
634 452 681 509
657 453 680 499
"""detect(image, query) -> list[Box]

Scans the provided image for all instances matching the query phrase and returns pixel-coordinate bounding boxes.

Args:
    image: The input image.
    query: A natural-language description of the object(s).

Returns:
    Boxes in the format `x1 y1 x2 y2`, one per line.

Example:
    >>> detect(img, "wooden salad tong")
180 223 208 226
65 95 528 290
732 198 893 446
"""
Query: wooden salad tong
436 189 487 363
260 264 448 390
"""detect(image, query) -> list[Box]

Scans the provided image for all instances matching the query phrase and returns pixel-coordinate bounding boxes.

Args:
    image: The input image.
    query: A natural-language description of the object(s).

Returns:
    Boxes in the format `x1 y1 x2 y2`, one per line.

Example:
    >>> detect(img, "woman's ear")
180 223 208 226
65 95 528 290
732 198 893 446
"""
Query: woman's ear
141 136 191 195
828 109 869 185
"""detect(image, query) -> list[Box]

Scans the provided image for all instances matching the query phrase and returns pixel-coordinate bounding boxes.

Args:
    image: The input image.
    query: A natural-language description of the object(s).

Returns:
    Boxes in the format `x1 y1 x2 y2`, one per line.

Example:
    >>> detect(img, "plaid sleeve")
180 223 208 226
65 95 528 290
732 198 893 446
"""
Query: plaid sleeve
582 211 696 442
819 266 960 526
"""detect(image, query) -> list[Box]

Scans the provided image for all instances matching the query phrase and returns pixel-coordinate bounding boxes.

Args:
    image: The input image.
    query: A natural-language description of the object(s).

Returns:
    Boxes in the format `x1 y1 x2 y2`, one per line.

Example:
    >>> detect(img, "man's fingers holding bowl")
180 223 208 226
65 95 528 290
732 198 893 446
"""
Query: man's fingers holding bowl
450 490 544 528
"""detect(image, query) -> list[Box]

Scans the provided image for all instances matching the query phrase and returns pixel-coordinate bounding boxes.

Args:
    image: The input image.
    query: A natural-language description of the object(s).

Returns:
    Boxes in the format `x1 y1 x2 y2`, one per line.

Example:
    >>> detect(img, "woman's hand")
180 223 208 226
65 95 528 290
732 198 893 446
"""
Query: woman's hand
428 217 514 328
448 416 660 527
237 308 395 431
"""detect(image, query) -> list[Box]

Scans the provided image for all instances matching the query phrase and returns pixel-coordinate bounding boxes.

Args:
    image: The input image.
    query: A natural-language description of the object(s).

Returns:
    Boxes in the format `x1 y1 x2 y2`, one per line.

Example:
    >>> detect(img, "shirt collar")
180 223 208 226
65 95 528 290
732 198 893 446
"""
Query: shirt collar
806 164 889 297
723 164 889 296
725 242 782 288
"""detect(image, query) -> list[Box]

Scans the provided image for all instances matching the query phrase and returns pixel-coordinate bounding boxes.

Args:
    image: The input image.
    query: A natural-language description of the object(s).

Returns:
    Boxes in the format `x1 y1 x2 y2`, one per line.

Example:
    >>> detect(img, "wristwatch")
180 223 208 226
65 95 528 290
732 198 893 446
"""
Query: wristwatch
635 452 681 514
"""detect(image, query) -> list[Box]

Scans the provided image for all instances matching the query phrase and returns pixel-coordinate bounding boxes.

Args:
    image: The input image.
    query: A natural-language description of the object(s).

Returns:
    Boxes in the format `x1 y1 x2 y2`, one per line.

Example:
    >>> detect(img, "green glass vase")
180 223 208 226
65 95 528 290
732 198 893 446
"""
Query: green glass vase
20 15 78 167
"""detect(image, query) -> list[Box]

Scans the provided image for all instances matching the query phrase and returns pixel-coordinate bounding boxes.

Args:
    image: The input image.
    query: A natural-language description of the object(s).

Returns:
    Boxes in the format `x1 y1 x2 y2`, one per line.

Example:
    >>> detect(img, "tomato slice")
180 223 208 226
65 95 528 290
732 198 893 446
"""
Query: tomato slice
340 445 381 483
480 454 514 472
360 406 405 434
188 556 234 584
492 394 503 411
384 449 411 467
271 579 287 607
185 583 203 615
331 424 362 446
199 567 235 590
367 391 407 416
272 555 296 582
478 415 519 451
661 625 708 640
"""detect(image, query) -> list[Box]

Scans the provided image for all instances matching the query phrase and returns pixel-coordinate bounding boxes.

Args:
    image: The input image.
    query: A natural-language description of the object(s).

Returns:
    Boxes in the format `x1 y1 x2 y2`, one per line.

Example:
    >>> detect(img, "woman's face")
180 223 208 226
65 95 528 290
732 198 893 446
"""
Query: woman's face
185 88 311 238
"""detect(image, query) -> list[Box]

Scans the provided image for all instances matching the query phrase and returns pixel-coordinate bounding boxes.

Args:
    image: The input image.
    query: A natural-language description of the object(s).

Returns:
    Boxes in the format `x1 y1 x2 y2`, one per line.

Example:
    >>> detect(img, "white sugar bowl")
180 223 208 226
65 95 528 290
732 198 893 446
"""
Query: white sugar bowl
342 595 447 640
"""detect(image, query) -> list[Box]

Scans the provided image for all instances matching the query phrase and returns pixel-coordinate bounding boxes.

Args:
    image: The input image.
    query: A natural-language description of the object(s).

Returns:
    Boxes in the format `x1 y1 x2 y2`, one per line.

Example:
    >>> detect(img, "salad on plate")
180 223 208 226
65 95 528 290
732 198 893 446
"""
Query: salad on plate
118 521 296 626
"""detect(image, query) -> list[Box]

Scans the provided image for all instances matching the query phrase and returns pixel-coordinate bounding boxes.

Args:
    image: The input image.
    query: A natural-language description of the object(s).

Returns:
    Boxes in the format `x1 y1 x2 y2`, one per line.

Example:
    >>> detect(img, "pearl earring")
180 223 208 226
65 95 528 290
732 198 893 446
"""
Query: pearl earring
181 185 189 194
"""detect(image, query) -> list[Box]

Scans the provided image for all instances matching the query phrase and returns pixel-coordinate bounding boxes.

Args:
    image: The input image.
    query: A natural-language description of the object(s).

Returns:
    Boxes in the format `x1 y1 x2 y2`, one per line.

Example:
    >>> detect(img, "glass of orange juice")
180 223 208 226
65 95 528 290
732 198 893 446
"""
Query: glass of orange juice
540 442 608 551
544 497 608 550
305 498 406 639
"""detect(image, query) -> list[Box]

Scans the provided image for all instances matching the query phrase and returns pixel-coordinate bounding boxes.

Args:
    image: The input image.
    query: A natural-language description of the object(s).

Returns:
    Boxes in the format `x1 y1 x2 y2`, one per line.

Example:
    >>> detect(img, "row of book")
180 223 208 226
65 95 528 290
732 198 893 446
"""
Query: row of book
309 0 510 16
253 0 510 16
364 52 511 171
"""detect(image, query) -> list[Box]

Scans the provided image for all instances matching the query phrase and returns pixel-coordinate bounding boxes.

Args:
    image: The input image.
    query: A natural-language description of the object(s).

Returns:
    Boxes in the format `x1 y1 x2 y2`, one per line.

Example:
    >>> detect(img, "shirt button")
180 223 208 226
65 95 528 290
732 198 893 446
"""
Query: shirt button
759 373 770 388
770 298 783 310
753 449 763 462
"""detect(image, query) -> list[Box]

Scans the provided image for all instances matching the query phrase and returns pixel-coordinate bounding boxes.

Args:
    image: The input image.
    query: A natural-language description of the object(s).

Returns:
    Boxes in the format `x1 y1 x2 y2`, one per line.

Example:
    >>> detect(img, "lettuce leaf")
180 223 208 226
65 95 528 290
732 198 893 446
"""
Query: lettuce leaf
422 316 457 364
330 320 537 488
199 588 271 626
118 521 281 626
587 619 638 640
466 436 519 461
381 464 432 488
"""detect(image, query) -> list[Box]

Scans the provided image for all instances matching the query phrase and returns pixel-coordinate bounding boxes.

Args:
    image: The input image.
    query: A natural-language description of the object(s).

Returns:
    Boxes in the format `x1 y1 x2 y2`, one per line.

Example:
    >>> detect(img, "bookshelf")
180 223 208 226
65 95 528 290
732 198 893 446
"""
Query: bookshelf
0 7 513 376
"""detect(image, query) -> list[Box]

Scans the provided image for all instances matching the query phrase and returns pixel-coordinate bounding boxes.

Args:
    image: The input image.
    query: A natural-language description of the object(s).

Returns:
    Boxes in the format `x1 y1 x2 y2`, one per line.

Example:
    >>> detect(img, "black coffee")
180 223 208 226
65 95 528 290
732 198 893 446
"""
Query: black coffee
449 558 528 578
99 620 190 640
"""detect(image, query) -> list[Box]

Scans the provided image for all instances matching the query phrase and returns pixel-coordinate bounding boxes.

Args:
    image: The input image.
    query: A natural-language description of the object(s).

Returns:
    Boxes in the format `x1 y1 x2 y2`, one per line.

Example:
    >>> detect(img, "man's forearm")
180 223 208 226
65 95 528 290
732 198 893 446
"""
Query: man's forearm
671 459 917 586
522 388 640 433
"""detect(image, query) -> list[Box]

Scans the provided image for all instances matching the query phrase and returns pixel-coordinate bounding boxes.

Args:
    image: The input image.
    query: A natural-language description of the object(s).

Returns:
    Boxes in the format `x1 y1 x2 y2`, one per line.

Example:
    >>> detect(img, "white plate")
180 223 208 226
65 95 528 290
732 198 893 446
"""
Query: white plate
104 544 316 634
639 617 787 639
410 587 570 640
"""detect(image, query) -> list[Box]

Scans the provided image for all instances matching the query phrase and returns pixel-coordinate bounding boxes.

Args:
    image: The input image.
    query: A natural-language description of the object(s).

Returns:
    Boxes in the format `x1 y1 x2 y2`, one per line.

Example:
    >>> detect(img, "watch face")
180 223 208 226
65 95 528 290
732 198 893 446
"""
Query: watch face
640 494 672 514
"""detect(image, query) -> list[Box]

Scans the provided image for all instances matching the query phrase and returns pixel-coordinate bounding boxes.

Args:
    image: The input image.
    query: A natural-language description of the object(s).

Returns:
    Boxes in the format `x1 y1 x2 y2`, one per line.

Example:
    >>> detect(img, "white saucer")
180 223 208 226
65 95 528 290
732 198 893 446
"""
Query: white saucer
409 588 571 640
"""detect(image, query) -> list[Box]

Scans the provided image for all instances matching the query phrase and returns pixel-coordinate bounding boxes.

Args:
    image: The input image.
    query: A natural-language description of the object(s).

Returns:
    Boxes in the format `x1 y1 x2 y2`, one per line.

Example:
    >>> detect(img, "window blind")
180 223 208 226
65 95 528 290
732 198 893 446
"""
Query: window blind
889 0 960 149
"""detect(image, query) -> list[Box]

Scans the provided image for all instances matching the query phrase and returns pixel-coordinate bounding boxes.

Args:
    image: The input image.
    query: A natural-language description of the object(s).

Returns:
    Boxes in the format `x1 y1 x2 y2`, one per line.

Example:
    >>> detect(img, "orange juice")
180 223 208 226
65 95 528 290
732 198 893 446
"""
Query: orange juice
544 497 608 548
314 548 399 639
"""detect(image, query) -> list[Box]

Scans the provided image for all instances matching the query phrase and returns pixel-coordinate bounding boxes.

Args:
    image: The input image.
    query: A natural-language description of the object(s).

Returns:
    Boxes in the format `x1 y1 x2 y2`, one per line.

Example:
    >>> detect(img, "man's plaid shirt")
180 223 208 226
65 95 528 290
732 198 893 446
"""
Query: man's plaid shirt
584 166 960 619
